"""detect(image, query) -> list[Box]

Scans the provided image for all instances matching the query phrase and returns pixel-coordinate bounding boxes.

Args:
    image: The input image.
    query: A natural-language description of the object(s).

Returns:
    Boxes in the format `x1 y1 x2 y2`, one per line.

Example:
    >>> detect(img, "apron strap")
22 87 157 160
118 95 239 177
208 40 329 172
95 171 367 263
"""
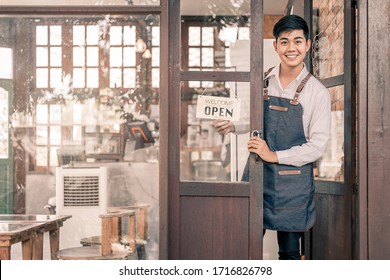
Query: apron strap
263 67 275 100
290 72 312 105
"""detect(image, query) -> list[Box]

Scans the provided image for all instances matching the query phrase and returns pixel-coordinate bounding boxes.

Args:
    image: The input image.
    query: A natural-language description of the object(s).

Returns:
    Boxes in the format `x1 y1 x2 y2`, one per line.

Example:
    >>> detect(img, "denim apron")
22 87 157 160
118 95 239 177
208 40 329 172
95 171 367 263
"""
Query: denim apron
242 73 314 232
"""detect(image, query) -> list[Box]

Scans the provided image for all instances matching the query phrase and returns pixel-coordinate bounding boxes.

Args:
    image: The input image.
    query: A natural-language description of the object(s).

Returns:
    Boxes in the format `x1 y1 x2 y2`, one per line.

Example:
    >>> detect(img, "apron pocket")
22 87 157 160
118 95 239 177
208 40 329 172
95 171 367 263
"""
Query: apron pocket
266 165 312 210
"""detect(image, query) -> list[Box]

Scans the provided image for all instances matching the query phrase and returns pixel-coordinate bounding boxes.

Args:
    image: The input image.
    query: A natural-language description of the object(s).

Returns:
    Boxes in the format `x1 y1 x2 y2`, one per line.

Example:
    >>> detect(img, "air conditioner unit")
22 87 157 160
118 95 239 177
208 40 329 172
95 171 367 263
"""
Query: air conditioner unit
56 166 108 249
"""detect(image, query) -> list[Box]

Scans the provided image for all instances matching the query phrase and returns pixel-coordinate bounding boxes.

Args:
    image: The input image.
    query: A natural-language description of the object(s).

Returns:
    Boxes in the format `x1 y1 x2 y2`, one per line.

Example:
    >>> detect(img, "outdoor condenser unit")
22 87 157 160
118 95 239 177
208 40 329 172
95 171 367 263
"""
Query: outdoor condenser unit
56 166 108 249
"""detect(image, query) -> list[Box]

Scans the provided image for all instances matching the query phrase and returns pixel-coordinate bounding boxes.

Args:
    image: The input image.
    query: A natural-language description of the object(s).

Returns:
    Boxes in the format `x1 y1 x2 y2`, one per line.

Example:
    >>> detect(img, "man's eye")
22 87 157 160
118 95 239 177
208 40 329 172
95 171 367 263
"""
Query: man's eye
295 40 302 44
280 41 288 45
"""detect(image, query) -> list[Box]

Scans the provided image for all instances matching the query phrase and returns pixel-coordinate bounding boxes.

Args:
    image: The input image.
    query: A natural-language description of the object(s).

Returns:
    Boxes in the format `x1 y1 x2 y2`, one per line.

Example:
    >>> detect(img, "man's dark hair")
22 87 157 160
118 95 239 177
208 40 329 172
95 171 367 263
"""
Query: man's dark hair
273 15 309 41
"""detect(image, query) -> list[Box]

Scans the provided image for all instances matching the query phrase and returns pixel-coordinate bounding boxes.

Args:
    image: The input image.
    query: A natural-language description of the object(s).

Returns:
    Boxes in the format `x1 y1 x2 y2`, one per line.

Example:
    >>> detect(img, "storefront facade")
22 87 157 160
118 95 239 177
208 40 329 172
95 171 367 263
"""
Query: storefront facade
0 0 388 260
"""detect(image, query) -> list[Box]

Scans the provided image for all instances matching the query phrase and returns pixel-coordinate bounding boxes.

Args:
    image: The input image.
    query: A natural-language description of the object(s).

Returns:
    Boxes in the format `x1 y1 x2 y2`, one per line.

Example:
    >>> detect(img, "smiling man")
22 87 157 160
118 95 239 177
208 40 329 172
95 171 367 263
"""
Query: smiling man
214 15 331 260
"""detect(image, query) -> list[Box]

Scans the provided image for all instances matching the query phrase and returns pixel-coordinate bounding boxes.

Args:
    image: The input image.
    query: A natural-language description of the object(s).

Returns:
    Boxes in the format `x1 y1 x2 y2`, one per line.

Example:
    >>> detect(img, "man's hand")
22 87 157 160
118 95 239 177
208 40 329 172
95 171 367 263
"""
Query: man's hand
247 136 278 163
212 120 236 135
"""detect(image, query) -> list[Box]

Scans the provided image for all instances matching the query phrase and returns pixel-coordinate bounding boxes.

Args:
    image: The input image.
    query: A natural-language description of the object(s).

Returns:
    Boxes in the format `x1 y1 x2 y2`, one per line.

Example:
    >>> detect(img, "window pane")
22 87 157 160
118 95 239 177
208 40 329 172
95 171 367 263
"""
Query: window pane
36 146 48 166
201 80 213 88
50 25 62 45
36 104 48 124
152 47 160 67
50 47 62 67
123 26 136 45
110 47 123 67
86 25 99 45
50 147 59 166
50 105 61 124
123 68 136 88
123 47 136 67
189 81 200 88
202 48 214 67
73 103 83 123
50 126 61 145
73 47 85 67
312 0 344 79
36 26 48 45
8 14 161 259
73 26 85 46
87 68 99 88
202 27 214 46
188 27 200 46
110 68 122 88
180 81 250 182
317 85 344 181
73 125 82 141
36 126 48 145
152 26 160 46
188 48 200 67
152 68 159 88
36 68 48 88
110 26 123 45
36 47 48 67
73 68 85 88
50 68 62 88
87 47 99 66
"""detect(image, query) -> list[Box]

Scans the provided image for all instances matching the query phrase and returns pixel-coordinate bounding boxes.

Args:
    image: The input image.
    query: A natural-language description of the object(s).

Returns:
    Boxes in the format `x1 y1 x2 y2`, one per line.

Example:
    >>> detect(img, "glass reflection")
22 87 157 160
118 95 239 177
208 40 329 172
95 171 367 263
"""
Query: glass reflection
2 13 160 259
316 86 344 182
312 0 344 79
181 0 250 72
180 81 250 182
0 0 160 6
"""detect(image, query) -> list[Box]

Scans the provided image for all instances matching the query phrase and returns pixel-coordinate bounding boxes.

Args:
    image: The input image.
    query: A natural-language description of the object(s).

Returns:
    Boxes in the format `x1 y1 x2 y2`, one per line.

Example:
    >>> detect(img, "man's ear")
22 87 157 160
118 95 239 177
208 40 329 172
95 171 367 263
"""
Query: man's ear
306 39 311 52
273 40 277 51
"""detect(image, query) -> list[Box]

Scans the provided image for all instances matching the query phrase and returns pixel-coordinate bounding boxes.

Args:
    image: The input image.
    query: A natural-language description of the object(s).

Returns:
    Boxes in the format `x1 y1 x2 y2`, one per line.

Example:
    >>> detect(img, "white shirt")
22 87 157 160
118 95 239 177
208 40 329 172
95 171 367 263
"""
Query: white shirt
235 64 331 167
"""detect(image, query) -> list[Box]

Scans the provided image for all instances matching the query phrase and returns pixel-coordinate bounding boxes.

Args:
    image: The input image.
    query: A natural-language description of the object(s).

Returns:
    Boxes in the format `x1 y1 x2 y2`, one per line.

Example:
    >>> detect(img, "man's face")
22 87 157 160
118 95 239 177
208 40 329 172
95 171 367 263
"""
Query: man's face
273 29 311 70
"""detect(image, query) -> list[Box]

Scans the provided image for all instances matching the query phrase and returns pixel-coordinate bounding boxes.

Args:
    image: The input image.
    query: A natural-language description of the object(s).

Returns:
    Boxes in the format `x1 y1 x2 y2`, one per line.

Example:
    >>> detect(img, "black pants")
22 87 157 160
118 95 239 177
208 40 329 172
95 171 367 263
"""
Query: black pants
264 230 304 260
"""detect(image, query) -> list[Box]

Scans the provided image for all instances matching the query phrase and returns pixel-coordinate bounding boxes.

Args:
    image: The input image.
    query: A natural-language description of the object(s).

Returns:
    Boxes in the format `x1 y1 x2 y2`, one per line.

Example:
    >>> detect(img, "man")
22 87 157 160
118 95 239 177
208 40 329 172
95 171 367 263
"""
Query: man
213 15 330 260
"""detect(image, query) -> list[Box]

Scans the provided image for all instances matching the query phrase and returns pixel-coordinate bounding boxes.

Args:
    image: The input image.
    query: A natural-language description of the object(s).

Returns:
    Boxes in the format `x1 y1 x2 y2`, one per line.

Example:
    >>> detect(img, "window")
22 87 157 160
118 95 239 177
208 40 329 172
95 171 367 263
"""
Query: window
33 18 159 169
188 26 215 88
109 25 137 88
73 25 100 88
36 25 63 89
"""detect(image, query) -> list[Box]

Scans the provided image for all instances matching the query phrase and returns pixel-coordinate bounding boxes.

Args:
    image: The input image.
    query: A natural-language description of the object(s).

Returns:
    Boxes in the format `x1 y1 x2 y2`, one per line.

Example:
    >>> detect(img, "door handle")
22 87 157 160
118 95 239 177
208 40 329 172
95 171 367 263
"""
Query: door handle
251 130 262 163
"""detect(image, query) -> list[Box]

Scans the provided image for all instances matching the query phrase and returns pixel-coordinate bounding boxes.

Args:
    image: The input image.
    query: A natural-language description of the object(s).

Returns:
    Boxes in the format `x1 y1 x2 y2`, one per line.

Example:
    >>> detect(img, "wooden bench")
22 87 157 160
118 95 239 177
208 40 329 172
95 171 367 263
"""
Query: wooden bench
57 210 136 260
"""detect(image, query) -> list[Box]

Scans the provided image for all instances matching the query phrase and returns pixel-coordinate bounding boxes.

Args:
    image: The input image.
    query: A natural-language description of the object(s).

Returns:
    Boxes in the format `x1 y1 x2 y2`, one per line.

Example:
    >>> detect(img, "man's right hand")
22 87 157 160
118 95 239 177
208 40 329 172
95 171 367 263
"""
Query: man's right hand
212 120 236 135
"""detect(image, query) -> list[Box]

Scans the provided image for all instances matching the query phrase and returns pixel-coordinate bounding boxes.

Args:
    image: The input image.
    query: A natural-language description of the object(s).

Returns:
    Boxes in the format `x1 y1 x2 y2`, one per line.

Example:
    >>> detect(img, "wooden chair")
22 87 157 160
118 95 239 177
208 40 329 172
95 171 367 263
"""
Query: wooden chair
108 204 150 241
57 210 136 260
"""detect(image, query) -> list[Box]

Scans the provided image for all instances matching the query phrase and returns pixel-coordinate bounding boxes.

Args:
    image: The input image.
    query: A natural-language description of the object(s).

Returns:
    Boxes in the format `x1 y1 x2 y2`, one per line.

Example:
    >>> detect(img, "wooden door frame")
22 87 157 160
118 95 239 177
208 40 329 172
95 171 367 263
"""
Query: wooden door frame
356 0 368 260
165 0 264 259
356 0 390 260
303 0 357 259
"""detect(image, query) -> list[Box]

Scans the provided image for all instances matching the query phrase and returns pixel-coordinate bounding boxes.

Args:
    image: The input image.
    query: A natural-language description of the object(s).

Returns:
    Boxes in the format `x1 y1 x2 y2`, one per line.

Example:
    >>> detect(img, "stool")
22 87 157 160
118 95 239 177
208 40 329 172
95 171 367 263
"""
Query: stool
57 210 137 260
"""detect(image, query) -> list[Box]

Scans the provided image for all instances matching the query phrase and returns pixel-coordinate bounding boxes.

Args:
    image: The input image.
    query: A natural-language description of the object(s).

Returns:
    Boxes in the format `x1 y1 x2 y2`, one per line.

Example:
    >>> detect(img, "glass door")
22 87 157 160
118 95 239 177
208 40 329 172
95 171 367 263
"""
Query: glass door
168 0 264 259
307 0 356 259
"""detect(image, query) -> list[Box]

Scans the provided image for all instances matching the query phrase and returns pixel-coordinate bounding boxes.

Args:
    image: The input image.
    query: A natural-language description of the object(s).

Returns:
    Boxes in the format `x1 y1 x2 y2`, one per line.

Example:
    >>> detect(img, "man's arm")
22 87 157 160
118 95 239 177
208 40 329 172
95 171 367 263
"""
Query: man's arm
276 88 331 167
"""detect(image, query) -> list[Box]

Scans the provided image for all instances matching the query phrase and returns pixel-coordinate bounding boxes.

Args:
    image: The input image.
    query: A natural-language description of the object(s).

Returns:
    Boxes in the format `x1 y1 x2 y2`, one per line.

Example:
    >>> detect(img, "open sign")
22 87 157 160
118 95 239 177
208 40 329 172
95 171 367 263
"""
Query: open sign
196 95 241 121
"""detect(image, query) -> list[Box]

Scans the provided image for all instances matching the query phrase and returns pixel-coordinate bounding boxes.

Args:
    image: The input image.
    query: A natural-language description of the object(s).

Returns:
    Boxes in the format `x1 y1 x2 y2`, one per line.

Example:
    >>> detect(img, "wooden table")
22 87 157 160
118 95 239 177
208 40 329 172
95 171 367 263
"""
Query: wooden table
0 215 71 260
